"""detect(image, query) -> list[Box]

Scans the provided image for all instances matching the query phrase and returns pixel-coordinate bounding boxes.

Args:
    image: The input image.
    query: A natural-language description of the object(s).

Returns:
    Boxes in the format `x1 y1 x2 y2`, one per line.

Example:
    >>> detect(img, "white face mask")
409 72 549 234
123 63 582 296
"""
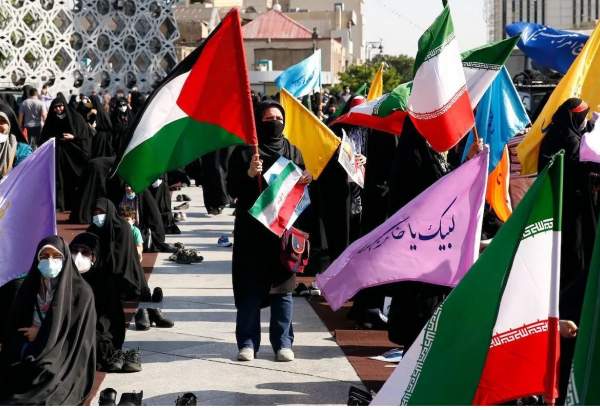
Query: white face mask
74 252 92 273
38 258 63 279
126 192 136 200
119 106 127 113
0 132 8 144
92 213 106 227
151 179 163 188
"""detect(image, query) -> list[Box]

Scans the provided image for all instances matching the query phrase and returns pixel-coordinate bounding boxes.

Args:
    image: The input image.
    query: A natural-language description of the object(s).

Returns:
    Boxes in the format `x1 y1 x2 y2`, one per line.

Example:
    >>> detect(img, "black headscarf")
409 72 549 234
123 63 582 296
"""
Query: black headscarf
0 236 96 405
0 100 26 143
110 97 133 156
40 93 93 211
70 232 125 368
87 197 148 300
254 100 286 159
148 174 180 234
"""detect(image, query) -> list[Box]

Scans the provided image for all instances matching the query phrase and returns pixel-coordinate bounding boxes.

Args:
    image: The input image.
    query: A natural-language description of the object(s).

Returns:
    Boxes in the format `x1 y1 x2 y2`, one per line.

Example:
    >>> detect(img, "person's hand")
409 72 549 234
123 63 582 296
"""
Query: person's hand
466 137 484 159
62 133 75 140
299 169 312 185
559 319 578 338
18 326 40 342
247 154 263 178
355 154 367 167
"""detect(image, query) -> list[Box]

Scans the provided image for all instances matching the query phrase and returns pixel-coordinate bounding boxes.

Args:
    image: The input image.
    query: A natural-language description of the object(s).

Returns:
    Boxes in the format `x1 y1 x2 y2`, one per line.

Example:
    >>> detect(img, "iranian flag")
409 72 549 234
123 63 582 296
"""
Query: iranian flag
249 160 306 237
407 5 474 152
372 153 563 406
331 36 519 137
116 9 257 192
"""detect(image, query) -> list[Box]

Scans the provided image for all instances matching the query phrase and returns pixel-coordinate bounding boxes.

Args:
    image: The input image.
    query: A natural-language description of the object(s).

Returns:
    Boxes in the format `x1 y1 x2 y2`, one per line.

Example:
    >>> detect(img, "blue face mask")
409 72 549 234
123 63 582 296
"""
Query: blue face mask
38 258 63 279
126 192 136 200
93 213 106 227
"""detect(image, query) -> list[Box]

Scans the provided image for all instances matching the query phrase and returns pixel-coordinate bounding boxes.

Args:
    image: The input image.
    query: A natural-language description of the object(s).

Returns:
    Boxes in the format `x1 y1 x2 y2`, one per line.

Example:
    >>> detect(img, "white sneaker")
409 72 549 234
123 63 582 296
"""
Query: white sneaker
237 347 254 361
276 348 294 362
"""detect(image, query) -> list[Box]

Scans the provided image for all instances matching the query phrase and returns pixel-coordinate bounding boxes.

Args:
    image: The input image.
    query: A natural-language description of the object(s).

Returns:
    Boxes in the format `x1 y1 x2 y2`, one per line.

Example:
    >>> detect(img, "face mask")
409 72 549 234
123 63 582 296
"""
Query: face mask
93 213 106 227
38 258 63 279
126 192 136 200
151 179 163 188
56 112 66 119
118 105 127 113
74 252 92 273
0 132 8 144
260 120 284 140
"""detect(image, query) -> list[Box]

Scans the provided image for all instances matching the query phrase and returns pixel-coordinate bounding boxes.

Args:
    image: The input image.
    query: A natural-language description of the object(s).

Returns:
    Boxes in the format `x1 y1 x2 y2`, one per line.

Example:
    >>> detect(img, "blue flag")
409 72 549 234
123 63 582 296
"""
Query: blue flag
462 67 530 172
506 22 588 74
275 49 322 98
0 139 56 287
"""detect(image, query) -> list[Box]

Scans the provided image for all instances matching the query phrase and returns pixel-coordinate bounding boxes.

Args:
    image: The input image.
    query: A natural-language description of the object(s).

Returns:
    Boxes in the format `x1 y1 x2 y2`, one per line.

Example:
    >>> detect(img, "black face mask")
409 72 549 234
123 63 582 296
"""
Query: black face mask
260 120 284 140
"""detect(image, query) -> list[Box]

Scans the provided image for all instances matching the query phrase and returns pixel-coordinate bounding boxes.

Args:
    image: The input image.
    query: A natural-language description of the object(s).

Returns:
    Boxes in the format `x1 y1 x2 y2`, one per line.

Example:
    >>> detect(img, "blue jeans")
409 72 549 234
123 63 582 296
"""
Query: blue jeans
235 292 294 353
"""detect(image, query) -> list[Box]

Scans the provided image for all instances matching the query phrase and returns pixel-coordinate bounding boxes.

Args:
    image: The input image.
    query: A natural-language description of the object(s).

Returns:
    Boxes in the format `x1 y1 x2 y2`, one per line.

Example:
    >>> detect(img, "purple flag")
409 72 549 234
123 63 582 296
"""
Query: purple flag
316 147 489 311
0 139 56 287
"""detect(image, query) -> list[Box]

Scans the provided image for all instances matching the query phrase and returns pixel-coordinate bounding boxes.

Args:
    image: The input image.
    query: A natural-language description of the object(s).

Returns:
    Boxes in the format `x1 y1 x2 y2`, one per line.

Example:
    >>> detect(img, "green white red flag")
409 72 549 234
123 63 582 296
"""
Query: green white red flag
116 8 257 192
372 153 563 405
331 36 518 137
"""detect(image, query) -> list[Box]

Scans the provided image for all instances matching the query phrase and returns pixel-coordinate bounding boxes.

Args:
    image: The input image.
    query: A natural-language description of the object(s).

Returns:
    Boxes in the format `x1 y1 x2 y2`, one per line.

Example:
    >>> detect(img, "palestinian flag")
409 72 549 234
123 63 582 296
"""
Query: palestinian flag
566 221 600 405
116 8 256 192
330 36 518 136
372 153 563 406
249 160 305 237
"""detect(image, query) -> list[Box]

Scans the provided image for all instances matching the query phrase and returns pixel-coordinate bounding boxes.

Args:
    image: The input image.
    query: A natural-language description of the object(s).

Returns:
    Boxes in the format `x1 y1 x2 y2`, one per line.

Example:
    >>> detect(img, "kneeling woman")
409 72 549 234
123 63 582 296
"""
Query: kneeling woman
0 236 96 405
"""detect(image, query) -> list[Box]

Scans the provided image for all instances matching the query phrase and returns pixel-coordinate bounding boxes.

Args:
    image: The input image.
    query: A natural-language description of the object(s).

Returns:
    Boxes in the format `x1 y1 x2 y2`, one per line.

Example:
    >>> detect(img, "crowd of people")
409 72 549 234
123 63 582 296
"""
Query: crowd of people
0 79 597 405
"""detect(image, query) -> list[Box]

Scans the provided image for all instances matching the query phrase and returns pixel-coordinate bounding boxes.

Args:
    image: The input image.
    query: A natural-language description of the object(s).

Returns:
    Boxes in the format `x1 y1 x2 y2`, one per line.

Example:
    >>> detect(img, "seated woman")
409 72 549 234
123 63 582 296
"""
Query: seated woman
87 197 151 301
0 236 96 405
70 232 140 373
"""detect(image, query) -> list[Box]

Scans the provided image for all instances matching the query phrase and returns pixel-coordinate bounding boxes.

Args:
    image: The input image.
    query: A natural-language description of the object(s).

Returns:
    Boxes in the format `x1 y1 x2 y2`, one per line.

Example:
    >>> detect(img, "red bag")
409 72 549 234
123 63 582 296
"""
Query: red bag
280 227 310 274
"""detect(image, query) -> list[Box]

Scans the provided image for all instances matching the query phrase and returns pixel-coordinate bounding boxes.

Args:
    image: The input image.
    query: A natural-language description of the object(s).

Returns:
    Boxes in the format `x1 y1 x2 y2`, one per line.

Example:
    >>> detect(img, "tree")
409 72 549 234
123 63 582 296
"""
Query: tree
331 54 415 95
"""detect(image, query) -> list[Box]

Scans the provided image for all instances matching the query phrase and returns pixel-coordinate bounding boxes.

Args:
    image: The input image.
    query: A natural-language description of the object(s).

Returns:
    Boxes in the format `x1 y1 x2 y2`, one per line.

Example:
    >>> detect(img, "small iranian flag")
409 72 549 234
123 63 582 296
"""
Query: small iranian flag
116 9 257 192
566 220 600 405
249 160 306 237
407 5 474 152
331 36 519 137
372 153 563 406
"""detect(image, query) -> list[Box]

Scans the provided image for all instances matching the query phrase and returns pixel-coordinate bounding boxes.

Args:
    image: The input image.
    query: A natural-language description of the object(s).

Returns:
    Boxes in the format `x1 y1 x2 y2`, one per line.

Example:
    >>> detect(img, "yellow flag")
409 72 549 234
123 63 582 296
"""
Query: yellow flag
367 63 384 101
280 88 340 179
486 146 512 222
517 23 600 174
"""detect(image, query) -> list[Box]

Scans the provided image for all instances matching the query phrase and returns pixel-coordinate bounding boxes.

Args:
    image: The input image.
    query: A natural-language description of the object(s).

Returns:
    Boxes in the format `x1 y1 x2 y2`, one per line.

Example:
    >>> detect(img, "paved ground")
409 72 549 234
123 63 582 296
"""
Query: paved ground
91 186 364 405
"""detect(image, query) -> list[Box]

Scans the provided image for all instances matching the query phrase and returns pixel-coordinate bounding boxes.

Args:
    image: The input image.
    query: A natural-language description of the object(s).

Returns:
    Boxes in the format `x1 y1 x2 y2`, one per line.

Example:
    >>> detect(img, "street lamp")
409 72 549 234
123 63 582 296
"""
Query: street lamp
312 27 319 51
366 40 384 61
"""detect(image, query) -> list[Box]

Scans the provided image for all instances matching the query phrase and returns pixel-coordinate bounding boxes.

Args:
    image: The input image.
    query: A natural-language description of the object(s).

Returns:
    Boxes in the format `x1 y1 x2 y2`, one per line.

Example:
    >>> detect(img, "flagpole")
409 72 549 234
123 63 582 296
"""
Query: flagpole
253 144 262 192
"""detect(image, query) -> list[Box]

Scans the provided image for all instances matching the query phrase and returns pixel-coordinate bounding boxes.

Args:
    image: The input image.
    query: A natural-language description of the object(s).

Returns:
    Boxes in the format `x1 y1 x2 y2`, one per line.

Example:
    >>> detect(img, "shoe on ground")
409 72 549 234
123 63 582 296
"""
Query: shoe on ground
147 308 175 328
151 287 163 303
237 347 254 361
276 348 295 362
217 235 232 248
134 308 150 331
293 283 309 297
176 194 183 201
206 207 221 216
175 392 197 406
181 194 192 201
121 349 142 373
99 388 118 406
118 390 143 405
174 212 183 222
174 202 189 211
174 242 185 249
103 350 124 373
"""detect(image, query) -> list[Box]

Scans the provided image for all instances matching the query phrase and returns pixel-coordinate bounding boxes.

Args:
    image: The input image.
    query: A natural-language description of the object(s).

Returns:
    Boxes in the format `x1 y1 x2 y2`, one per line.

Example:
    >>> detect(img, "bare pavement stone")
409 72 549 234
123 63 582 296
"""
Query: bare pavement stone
91 186 364 405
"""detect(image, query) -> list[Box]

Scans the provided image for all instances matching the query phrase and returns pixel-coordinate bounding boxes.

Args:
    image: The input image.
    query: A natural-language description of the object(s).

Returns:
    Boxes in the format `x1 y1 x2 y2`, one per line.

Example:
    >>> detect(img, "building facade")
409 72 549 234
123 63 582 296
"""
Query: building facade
487 0 599 41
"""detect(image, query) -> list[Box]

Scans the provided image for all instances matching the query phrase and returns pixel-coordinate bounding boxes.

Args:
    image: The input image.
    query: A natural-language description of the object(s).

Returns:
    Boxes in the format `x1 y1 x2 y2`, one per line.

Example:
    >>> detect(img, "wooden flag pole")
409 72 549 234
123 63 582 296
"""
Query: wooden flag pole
253 144 262 192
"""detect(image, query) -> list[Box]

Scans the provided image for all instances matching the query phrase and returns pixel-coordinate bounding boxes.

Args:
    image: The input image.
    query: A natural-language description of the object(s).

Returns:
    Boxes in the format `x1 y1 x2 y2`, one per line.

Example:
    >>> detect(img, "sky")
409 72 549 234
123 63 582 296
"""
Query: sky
365 0 488 58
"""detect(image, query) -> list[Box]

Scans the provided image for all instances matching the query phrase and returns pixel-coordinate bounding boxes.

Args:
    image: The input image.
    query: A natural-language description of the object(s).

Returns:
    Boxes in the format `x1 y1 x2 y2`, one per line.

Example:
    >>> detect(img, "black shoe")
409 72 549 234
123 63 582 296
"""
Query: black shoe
152 287 163 303
121 349 142 373
176 194 183 201
206 207 221 216
147 308 175 328
174 202 189 210
118 391 143 405
181 194 191 201
175 392 197 406
103 350 124 373
99 388 118 406
134 308 150 331
140 286 152 302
